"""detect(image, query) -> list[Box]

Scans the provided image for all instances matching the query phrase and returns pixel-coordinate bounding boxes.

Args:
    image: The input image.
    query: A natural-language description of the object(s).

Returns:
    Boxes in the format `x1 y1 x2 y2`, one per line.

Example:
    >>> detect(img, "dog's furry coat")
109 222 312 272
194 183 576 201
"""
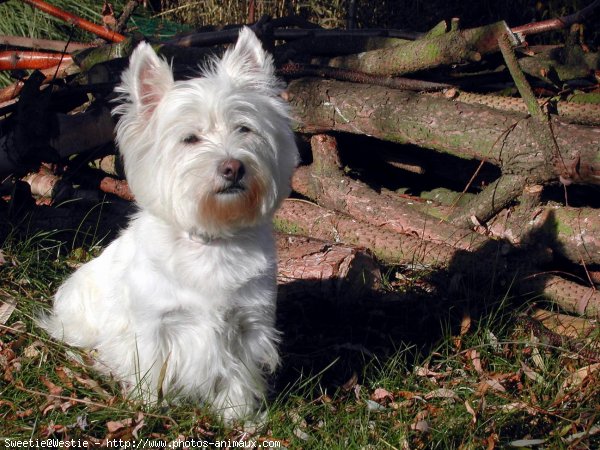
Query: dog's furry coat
40 27 298 422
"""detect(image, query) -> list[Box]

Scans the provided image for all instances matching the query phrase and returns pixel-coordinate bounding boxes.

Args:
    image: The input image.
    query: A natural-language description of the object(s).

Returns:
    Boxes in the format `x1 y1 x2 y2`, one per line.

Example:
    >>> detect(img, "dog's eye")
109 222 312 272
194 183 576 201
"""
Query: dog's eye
182 134 201 145
238 126 252 134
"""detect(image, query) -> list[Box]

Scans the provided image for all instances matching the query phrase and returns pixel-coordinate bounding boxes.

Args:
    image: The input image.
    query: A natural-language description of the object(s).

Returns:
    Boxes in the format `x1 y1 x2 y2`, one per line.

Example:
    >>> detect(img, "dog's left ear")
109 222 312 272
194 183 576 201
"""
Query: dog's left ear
219 27 276 89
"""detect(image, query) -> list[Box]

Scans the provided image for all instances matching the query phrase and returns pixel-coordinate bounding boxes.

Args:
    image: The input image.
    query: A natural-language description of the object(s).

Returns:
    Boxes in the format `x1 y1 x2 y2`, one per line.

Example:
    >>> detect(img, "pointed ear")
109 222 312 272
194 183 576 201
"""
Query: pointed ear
218 27 276 88
119 42 174 117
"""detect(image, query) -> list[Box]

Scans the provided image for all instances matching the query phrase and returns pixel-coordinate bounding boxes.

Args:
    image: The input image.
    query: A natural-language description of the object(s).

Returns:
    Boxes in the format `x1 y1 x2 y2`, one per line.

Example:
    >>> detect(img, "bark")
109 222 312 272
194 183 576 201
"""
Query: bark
326 21 514 76
435 91 600 126
276 233 382 302
287 78 600 186
275 199 461 267
488 205 600 265
521 274 600 318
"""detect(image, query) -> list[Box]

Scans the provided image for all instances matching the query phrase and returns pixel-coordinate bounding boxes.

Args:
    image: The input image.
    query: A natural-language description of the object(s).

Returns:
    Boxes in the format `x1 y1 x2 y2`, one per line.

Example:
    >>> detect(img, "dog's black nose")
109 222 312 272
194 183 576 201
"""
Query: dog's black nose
219 158 245 183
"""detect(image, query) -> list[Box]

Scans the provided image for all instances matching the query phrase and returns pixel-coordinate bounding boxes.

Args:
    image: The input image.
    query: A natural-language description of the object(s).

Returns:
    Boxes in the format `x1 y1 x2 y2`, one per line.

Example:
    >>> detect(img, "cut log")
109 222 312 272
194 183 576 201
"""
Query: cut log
275 199 600 319
276 233 381 303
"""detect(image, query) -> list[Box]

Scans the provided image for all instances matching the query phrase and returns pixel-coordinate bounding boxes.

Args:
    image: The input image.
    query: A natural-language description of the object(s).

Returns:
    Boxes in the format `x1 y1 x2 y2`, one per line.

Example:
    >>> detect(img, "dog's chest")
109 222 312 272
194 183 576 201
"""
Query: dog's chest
124 232 273 315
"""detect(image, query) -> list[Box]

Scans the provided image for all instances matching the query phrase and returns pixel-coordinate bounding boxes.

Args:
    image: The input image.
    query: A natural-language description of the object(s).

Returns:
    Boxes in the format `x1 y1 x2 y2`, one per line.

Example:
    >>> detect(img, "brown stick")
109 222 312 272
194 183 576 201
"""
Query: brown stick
20 0 126 43
0 59 77 103
512 0 600 37
116 0 141 34
0 51 73 71
0 35 93 52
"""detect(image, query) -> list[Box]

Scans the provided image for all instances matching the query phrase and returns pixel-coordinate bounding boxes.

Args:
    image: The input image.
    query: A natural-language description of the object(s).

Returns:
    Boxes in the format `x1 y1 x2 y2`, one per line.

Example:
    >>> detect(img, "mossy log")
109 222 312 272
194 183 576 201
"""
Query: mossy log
326 21 514 76
287 78 600 186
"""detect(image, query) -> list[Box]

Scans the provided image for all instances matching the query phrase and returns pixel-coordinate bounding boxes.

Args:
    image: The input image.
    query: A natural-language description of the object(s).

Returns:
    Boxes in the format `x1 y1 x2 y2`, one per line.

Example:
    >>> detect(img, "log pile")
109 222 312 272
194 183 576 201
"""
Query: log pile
1 0 600 331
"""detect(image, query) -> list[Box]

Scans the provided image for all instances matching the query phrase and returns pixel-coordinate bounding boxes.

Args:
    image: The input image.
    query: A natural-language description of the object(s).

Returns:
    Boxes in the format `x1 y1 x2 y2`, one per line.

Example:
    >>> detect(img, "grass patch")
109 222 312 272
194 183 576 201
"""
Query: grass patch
1 229 598 448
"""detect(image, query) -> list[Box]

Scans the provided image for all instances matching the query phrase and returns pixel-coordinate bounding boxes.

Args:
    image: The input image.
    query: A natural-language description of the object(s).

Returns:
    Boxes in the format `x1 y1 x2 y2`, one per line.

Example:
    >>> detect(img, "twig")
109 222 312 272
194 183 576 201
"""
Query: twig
512 0 600 37
0 59 77 103
116 0 141 34
0 35 92 52
13 383 179 426
19 0 126 43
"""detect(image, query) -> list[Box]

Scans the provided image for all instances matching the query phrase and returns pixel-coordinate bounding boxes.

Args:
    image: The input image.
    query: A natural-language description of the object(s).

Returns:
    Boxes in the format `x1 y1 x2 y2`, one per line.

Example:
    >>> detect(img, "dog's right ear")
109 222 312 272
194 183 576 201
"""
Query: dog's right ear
118 42 174 118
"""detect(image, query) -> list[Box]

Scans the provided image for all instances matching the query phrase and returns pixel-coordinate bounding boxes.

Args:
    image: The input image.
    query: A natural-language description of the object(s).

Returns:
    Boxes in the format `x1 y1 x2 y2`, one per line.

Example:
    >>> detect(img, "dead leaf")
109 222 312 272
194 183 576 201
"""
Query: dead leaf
40 376 64 396
469 349 484 374
424 388 460 401
106 418 130 433
495 401 537 415
560 363 600 392
520 361 543 383
101 2 117 28
55 367 75 389
23 340 45 359
464 399 477 424
411 419 429 432
341 371 359 391
0 297 16 325
484 378 506 393
365 399 386 411
131 412 145 439
371 387 393 404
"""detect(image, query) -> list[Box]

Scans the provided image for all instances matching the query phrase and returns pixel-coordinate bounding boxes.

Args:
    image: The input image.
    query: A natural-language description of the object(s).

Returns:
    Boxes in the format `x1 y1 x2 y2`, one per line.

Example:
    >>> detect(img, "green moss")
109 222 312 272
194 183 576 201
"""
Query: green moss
273 217 306 235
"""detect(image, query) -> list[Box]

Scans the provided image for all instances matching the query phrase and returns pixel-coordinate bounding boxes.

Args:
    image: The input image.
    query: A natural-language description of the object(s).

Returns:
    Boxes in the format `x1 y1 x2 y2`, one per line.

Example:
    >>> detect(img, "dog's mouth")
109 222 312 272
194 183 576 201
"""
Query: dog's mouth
216 183 246 195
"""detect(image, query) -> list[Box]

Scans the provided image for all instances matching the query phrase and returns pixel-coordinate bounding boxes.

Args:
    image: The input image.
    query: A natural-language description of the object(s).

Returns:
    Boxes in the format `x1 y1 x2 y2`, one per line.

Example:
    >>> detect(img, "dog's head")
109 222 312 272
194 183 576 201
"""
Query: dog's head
114 28 298 238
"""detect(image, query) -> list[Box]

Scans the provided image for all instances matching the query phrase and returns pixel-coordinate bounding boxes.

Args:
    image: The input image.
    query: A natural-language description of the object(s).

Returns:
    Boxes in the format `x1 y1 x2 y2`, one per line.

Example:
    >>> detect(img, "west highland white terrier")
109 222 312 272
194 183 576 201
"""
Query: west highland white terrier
40 27 298 422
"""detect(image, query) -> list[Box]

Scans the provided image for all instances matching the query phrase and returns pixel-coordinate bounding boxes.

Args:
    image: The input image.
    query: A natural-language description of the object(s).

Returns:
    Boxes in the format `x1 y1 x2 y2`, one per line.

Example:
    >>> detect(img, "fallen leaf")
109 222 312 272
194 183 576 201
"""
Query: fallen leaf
365 399 386 411
464 399 477 424
560 363 600 392
469 349 484 374
131 412 145 439
509 438 546 447
40 376 64 396
520 361 543 383
495 402 537 415
424 388 460 401
371 387 393 404
106 418 130 433
0 297 16 325
484 378 506 393
411 419 429 432
341 371 359 391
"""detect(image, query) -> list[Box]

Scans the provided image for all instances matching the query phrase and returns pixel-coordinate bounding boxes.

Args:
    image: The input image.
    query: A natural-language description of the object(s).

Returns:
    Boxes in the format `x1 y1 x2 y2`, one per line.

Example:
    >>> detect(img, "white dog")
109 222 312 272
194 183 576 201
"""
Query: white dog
40 27 298 422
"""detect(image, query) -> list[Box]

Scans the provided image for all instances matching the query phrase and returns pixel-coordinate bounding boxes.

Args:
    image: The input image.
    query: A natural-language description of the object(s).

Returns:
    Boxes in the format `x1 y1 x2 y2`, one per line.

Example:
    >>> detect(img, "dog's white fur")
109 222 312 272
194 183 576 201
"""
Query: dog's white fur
39 28 298 422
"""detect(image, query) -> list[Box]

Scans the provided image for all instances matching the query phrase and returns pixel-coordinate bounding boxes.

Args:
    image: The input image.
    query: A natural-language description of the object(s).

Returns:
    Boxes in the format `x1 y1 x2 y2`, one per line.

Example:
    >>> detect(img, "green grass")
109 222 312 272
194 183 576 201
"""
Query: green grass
1 230 598 448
